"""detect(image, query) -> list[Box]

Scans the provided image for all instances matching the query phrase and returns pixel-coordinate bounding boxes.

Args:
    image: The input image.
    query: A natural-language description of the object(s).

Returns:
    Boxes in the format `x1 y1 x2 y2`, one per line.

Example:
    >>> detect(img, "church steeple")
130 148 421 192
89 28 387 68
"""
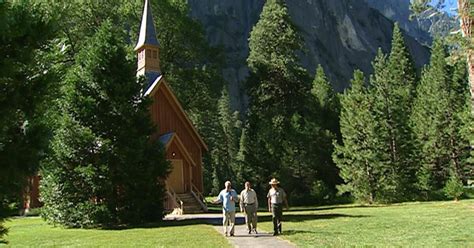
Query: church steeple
135 0 161 79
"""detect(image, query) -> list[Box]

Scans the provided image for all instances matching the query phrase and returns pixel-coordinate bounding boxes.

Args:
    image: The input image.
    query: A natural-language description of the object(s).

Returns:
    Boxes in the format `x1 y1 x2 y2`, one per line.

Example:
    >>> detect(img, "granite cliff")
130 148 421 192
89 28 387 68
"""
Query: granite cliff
187 0 432 108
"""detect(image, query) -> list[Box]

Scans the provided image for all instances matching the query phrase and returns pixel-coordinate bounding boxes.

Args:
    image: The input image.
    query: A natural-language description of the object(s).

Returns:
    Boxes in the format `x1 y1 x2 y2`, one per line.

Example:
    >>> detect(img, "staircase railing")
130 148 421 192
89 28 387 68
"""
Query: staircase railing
190 183 208 212
167 186 183 215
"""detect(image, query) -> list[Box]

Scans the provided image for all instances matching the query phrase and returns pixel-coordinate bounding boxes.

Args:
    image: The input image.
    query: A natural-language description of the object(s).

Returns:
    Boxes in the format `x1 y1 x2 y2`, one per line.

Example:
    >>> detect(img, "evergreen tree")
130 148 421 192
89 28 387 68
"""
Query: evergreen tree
450 61 473 182
411 40 451 194
411 40 472 198
40 22 170 227
0 0 58 241
309 65 343 195
245 0 312 199
334 70 382 203
370 24 418 201
235 127 253 185
444 173 464 201
311 64 341 138
209 87 242 193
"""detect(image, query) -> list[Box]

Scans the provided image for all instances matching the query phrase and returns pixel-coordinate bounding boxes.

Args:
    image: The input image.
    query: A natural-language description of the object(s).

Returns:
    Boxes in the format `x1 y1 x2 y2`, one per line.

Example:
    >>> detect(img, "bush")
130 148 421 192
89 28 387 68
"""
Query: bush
444 175 464 201
310 180 338 205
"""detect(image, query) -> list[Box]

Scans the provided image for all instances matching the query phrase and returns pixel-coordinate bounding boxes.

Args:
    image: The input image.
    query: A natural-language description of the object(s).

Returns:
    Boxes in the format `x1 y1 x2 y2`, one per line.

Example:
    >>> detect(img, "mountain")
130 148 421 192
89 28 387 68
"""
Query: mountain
365 0 456 45
187 0 431 109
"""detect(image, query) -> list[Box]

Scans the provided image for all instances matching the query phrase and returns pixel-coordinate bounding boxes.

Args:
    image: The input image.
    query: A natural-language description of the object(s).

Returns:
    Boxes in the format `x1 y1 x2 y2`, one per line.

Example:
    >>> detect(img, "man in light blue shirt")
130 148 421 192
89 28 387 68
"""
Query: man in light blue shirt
213 181 238 236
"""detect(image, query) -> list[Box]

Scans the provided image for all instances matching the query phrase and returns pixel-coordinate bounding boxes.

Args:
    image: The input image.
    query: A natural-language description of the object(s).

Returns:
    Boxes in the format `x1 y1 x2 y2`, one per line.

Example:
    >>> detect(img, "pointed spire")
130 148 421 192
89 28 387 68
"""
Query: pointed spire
135 0 160 51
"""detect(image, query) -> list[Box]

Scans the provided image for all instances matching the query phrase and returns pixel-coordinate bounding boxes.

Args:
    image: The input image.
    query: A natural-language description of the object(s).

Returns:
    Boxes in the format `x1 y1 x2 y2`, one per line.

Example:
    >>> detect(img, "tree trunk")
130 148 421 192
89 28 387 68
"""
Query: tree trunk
458 0 474 113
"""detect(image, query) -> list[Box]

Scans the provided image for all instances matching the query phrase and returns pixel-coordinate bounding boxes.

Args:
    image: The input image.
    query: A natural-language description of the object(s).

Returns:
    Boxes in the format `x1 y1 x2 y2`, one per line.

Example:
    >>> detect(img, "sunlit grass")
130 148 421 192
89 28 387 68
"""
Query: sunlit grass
2 217 230 247
3 199 474 247
257 199 474 247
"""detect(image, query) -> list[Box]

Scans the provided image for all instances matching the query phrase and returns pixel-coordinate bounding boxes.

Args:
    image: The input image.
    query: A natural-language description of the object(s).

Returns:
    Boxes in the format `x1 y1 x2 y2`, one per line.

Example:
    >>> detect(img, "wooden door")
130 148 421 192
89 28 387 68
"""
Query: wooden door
168 159 185 193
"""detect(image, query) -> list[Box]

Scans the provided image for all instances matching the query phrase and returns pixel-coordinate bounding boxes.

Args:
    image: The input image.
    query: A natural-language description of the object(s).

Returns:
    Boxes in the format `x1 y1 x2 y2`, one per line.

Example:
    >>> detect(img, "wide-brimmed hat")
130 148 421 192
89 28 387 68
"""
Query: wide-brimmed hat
269 178 280 185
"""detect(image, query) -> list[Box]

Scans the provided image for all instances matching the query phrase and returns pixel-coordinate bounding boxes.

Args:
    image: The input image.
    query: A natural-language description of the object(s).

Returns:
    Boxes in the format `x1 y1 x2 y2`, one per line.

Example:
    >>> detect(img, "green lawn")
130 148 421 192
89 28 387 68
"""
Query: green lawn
257 199 474 247
2 217 230 247
2 200 473 247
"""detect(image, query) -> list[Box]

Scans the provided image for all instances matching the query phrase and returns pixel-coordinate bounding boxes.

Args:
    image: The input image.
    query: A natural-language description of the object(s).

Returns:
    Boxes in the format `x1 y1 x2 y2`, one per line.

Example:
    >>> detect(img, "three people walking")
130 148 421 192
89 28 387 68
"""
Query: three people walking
214 178 288 236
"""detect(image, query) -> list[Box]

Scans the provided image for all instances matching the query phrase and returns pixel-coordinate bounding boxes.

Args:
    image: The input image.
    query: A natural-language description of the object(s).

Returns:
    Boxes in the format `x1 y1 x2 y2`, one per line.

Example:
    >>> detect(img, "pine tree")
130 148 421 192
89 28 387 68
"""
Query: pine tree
209 87 242 193
40 21 170 227
235 127 251 184
308 65 343 196
444 173 464 201
334 70 381 203
449 61 473 182
411 40 472 198
311 64 341 137
411 40 451 193
246 0 311 198
247 0 309 117
370 24 418 201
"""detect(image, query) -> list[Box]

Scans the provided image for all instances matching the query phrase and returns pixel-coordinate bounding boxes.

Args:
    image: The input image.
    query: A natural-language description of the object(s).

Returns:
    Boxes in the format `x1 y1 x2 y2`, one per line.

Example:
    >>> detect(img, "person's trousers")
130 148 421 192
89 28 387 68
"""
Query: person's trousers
244 203 257 231
222 210 236 235
271 203 283 233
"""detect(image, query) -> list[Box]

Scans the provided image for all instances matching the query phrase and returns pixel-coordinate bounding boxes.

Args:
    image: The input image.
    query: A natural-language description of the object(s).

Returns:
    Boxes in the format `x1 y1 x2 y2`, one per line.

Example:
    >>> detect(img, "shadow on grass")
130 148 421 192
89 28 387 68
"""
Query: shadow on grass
101 210 369 231
281 230 316 236
258 213 369 223
101 219 213 230
285 204 387 212
102 212 369 231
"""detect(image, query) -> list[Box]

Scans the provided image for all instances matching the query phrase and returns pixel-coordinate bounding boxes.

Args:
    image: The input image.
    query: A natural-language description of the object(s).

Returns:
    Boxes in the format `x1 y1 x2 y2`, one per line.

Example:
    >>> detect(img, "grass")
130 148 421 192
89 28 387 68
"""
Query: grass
2 199 473 247
2 217 230 247
257 199 474 247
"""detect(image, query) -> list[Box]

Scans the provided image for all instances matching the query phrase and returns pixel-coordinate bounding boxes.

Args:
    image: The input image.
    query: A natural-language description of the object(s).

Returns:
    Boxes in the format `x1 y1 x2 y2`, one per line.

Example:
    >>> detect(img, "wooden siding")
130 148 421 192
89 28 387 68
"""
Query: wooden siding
150 80 204 192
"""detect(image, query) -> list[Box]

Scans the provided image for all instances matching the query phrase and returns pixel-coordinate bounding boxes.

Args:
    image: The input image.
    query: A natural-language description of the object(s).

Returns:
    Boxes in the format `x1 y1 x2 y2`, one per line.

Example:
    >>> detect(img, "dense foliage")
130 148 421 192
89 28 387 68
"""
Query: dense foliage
336 25 473 203
369 24 418 202
32 0 225 226
334 70 382 203
40 22 170 227
242 0 341 205
0 0 58 240
411 39 472 199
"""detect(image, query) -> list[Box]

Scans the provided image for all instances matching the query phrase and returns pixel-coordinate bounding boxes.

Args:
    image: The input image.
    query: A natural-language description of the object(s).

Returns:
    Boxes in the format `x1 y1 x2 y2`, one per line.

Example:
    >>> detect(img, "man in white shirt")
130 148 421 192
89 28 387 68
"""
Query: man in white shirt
267 178 289 236
239 181 258 234
213 181 238 236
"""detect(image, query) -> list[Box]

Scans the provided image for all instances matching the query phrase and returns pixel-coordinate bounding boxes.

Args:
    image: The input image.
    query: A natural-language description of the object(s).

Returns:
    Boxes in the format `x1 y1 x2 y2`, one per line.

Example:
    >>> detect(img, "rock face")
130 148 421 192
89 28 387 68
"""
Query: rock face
365 0 456 45
187 0 431 109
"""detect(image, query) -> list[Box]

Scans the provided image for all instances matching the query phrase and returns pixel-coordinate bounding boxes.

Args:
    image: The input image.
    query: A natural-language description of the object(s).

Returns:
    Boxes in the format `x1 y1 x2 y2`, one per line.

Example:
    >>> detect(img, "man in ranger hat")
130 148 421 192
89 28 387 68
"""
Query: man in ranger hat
267 178 289 236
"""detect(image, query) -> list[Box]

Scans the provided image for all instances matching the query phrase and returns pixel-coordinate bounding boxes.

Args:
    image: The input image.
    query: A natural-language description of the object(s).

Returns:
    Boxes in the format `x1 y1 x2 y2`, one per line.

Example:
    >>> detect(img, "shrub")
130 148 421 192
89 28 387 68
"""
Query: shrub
444 175 464 201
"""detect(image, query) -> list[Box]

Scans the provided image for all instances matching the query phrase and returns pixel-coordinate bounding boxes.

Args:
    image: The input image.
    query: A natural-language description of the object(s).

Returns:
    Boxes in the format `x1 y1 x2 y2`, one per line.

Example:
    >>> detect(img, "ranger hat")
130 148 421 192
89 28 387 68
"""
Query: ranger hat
269 178 280 185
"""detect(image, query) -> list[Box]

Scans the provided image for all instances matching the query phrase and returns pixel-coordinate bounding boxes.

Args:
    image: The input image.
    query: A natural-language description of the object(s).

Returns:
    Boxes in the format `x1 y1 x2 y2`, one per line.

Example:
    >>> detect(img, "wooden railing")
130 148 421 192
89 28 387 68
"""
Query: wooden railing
190 183 208 212
167 186 183 215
